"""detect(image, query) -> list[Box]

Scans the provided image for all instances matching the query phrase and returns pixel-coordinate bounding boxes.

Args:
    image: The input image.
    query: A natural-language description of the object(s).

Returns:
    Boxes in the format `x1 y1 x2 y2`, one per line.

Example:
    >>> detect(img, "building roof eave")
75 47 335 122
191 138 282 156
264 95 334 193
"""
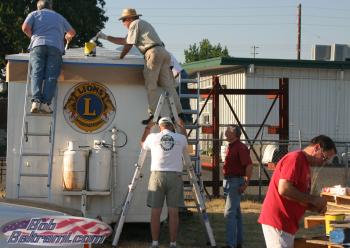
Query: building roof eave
183 56 350 75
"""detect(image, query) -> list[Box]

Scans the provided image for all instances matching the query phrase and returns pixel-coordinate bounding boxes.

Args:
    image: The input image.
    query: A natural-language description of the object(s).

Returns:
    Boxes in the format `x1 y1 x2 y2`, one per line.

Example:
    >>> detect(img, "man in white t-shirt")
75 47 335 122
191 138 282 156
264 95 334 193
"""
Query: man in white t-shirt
141 117 187 248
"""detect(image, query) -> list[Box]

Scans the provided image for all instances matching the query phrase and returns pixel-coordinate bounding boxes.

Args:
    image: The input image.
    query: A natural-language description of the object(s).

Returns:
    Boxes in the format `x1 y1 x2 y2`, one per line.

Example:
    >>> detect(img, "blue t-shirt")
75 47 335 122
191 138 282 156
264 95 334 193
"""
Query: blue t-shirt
24 9 72 53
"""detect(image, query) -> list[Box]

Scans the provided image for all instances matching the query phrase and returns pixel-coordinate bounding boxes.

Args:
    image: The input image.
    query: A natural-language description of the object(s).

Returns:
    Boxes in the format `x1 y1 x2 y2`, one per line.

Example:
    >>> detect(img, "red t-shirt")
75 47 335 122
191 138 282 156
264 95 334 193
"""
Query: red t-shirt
223 140 252 177
258 150 311 234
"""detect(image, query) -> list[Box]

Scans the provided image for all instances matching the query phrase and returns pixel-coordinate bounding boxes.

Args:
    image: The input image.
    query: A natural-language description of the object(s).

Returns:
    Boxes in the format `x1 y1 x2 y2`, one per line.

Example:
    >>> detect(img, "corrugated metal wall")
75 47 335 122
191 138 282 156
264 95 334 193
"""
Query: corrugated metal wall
197 66 350 146
247 66 350 142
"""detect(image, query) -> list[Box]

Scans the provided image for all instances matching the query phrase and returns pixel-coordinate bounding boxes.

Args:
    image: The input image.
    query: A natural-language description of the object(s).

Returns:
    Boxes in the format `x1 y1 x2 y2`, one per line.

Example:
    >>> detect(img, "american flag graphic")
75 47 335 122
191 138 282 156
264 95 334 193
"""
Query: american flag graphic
1 216 112 237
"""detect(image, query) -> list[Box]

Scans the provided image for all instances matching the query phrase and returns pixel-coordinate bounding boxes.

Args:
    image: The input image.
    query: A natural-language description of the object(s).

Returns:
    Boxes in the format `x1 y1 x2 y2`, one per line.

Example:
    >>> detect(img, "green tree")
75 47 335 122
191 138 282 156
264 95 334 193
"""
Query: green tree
0 0 108 82
184 38 229 63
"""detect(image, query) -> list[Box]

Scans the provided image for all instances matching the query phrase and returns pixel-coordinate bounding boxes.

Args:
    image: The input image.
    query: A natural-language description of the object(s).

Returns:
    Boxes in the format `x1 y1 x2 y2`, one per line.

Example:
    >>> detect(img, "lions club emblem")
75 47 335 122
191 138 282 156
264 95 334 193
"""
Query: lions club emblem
63 82 116 133
160 134 175 151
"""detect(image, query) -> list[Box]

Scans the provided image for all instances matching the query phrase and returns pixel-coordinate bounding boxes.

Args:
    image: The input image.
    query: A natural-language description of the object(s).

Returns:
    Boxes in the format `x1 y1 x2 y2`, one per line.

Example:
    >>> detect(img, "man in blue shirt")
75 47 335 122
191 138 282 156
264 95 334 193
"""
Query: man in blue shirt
22 0 76 113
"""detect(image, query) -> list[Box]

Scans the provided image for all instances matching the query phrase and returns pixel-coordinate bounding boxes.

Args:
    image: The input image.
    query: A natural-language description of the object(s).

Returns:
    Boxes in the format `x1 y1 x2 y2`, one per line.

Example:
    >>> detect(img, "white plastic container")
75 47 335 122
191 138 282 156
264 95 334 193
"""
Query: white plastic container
88 141 112 191
63 141 87 191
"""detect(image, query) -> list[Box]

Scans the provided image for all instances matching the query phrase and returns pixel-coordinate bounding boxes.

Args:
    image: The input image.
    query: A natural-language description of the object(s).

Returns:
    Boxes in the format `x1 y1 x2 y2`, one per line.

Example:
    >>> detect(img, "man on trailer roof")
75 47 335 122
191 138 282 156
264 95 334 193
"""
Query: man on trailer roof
22 0 75 113
97 8 184 125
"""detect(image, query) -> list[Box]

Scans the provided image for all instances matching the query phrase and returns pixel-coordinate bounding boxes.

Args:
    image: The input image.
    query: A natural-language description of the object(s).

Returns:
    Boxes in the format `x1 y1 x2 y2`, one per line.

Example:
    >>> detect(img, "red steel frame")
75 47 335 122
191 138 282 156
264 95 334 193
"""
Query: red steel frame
196 76 289 197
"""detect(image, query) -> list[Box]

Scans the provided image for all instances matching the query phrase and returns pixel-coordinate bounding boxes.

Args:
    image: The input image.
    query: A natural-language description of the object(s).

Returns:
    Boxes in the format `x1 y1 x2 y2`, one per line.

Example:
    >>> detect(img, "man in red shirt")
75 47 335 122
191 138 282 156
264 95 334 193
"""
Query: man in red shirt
222 125 253 248
258 135 337 248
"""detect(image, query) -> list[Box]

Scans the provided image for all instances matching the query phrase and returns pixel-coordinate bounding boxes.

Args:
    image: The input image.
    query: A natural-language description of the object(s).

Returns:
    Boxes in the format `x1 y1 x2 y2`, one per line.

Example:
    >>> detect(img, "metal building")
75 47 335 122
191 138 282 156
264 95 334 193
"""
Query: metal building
184 57 350 146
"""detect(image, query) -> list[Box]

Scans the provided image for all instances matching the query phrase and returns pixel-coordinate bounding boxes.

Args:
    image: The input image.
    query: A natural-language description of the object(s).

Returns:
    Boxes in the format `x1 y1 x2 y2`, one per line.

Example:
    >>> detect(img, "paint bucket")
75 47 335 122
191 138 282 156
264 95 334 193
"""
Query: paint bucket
84 41 96 56
325 213 345 236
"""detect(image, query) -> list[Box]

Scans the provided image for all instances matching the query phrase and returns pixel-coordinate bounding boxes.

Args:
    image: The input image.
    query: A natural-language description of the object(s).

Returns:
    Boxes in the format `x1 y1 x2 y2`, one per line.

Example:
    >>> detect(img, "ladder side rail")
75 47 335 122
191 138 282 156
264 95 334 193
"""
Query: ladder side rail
112 149 148 247
183 150 217 247
194 72 201 175
152 93 165 123
17 60 32 198
46 88 58 200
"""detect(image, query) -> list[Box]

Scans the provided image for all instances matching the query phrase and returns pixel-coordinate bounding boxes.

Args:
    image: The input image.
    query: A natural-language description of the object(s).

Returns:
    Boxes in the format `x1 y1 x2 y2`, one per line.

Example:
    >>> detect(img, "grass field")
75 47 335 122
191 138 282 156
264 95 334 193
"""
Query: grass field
103 198 264 248
101 197 325 248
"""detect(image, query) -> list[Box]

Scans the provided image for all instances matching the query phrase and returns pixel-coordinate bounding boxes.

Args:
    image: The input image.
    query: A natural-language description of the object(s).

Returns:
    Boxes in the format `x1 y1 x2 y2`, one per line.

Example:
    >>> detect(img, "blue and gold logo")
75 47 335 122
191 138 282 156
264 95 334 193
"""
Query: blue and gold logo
63 82 116 133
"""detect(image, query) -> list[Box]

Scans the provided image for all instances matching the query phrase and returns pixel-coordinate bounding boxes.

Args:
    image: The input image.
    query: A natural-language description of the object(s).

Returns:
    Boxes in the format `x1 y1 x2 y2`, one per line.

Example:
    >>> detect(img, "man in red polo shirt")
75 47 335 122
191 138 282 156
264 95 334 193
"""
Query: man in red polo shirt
222 125 253 248
258 135 337 248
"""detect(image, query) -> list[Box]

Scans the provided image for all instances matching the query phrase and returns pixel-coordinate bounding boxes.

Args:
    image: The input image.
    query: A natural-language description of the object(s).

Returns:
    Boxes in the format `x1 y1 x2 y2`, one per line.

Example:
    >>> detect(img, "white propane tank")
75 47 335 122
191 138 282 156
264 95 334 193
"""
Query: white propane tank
89 140 112 191
63 141 87 191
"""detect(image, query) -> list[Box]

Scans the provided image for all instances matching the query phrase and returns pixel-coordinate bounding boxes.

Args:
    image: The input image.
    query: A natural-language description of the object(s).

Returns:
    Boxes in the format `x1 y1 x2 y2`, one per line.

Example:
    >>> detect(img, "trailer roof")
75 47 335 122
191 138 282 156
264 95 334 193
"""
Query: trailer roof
183 56 350 75
6 47 144 67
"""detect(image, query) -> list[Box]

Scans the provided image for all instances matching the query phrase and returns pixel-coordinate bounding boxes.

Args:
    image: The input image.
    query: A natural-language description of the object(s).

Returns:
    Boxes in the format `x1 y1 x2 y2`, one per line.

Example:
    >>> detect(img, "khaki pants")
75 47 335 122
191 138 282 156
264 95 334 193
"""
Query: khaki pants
143 47 183 115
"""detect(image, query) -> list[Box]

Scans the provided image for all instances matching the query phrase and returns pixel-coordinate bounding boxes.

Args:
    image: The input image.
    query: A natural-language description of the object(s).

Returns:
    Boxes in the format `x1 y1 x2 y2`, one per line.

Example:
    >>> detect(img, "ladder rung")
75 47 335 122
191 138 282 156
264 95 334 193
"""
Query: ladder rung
22 152 49 157
20 173 48 177
182 109 198 114
185 124 199 129
26 132 50 137
179 94 198 99
18 195 48 199
26 113 52 117
183 204 198 209
187 139 198 145
183 187 193 192
191 156 199 161
180 78 199 84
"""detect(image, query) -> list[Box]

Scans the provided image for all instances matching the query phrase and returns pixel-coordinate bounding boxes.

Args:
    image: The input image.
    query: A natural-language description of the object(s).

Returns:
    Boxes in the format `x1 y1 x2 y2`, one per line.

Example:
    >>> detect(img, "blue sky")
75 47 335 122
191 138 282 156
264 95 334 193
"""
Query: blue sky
101 0 350 63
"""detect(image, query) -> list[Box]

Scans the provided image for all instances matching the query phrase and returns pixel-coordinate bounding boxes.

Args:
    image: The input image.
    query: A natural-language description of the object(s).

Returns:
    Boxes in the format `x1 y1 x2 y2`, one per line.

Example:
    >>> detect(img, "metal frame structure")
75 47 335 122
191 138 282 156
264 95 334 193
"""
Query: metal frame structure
192 76 289 197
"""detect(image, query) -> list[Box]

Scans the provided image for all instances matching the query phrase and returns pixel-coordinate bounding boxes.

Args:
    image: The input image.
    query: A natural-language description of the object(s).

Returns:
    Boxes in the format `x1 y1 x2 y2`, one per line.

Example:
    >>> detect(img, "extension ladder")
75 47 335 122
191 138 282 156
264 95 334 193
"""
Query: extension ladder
112 91 216 247
16 58 58 200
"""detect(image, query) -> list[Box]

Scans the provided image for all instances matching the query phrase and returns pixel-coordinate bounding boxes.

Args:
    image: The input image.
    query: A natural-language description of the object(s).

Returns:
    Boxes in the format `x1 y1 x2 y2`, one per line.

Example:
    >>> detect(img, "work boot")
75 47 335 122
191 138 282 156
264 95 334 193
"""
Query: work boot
142 115 154 125
40 103 53 114
30 101 40 113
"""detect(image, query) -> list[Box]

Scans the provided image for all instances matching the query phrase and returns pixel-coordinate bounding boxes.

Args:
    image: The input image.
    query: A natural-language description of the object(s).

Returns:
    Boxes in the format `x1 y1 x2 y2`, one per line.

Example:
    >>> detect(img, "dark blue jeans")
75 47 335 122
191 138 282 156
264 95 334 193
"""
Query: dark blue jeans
223 177 244 247
30 45 62 104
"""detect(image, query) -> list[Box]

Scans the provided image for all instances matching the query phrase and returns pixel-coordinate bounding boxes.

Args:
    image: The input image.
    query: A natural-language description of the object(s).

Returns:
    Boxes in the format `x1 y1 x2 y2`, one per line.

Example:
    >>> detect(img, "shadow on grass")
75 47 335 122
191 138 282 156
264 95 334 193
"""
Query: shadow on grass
102 211 264 248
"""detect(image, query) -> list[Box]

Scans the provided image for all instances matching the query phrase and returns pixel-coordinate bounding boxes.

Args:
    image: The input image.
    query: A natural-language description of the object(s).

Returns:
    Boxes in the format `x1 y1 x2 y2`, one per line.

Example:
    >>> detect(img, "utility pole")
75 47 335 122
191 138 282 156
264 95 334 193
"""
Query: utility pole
251 45 259 59
297 3 301 60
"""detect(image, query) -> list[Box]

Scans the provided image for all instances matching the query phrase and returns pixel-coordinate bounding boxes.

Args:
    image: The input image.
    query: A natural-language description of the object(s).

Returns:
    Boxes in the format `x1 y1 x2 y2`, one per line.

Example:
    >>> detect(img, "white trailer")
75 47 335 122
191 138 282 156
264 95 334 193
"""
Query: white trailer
5 47 167 224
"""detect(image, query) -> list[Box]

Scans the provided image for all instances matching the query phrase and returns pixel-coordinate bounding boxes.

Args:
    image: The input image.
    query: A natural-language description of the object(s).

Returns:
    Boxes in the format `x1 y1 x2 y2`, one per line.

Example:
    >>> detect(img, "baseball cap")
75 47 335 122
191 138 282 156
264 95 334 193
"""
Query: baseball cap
158 117 174 126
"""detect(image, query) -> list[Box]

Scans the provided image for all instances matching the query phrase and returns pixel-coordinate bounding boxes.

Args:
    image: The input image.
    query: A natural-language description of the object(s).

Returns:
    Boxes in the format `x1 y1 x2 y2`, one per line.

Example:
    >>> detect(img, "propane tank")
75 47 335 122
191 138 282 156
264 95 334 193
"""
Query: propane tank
89 140 112 191
63 141 87 191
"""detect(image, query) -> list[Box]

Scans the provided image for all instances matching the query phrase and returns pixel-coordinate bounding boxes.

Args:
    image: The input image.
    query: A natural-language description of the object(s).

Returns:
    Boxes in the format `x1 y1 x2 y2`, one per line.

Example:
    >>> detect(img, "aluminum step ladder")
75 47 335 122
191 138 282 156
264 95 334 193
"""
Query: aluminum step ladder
112 91 216 247
16 60 58 200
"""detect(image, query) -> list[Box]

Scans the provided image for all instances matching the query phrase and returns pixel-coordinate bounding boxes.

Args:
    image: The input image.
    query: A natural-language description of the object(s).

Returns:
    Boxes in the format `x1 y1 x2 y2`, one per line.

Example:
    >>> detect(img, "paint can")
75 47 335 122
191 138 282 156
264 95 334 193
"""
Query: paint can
325 213 345 236
84 41 96 56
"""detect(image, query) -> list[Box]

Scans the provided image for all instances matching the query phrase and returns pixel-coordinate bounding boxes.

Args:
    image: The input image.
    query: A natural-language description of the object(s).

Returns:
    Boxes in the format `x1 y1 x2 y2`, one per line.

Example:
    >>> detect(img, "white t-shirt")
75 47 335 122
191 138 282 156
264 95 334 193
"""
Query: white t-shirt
143 129 188 172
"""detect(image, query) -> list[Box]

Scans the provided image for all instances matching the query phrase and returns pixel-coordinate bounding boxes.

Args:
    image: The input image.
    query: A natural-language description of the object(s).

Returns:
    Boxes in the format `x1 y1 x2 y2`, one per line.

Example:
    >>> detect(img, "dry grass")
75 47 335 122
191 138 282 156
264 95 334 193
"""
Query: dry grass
100 198 264 248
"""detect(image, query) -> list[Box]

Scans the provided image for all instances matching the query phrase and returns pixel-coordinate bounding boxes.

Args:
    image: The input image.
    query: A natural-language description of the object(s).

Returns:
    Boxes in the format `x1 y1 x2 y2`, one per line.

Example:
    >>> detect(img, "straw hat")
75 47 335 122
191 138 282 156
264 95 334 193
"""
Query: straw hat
118 8 142 20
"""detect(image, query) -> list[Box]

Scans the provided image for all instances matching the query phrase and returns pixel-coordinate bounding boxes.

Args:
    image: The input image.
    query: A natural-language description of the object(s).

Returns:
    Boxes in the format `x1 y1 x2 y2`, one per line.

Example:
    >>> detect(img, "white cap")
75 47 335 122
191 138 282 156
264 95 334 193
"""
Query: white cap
158 117 174 126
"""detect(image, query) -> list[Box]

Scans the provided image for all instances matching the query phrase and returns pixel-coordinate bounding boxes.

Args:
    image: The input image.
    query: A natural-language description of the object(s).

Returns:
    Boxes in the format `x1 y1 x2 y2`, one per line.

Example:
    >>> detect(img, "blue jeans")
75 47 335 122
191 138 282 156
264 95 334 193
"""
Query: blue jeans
223 177 244 247
30 45 62 104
